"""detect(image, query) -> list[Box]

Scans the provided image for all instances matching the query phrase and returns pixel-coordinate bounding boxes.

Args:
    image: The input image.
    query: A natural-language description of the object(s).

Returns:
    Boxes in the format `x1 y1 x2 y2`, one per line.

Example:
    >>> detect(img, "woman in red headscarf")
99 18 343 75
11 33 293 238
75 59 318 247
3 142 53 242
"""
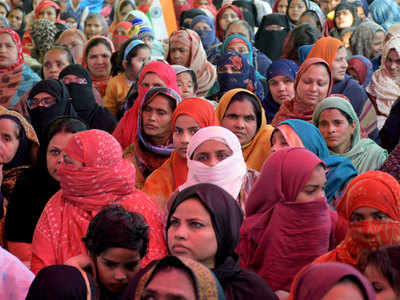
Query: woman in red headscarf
215 4 244 41
142 98 219 211
30 129 167 275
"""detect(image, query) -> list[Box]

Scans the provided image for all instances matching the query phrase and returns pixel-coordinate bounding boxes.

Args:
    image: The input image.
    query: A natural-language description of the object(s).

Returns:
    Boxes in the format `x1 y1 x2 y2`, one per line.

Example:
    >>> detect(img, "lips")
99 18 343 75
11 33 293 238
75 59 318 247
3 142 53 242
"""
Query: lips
171 244 190 255
143 124 157 130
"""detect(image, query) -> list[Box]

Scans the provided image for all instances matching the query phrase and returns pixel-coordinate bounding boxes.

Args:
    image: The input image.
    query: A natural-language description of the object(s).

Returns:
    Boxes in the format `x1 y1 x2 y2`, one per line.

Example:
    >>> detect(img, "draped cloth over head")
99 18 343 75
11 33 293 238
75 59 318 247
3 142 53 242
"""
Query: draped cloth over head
369 0 400 31
216 88 274 171
191 15 220 58
215 4 244 41
142 98 218 211
312 170 400 267
307 36 343 67
275 119 358 204
313 96 387 174
350 21 384 60
113 60 180 150
34 0 61 21
291 262 376 300
271 58 333 127
31 130 167 274
347 55 373 88
166 184 278 300
237 147 334 291
179 126 247 205
167 29 217 97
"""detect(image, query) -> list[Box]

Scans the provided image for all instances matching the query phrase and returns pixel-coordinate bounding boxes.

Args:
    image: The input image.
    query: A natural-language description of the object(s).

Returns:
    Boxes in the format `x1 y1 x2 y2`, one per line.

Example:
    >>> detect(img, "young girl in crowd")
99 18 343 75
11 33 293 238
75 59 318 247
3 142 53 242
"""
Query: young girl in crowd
42 46 74 80
7 6 26 39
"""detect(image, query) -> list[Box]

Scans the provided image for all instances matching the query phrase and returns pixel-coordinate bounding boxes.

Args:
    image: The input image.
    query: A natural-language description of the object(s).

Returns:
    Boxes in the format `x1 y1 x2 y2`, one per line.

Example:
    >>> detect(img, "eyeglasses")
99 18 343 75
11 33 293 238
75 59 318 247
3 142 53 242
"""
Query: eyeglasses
62 77 88 85
27 96 57 109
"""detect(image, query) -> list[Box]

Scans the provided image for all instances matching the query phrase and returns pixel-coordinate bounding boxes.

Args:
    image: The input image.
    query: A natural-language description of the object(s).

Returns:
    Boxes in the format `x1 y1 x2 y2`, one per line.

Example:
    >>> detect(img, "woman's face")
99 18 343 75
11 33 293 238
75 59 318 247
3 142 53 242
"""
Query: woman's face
124 47 151 81
225 23 250 41
8 9 24 31
299 14 320 32
173 114 201 158
0 33 18 68
57 33 85 64
119 4 134 21
177 72 196 98
277 0 288 14
140 73 166 91
0 5 7 17
350 206 391 223
43 49 70 80
86 43 112 79
385 49 400 78
84 17 103 40
221 100 258 145
335 9 354 30
296 64 330 108
168 197 218 268
142 94 174 142
47 132 74 181
142 268 196 300
332 47 348 81
364 264 397 300
95 247 141 294
295 164 326 203
270 129 289 153
192 139 233 167
0 119 20 164
317 108 356 154
370 31 385 59
38 6 58 23
169 42 191 67
219 8 239 31
268 75 295 104
193 21 212 32
322 281 365 300
319 0 341 15
227 41 249 55
288 0 307 23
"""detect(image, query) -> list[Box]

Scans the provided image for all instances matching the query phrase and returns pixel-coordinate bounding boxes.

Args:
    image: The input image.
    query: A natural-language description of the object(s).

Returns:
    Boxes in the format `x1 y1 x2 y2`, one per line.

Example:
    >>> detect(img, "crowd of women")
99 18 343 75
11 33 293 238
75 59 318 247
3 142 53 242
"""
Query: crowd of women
0 0 400 299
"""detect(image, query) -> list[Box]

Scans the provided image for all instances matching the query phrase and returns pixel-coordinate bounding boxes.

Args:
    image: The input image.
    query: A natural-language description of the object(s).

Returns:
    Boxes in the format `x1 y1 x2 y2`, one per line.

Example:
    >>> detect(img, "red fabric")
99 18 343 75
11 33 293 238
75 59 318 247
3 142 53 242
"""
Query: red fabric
313 170 400 267
35 0 61 21
238 148 335 291
31 130 167 274
194 2 217 16
173 0 191 24
271 58 333 127
347 58 368 86
215 4 244 41
272 0 280 12
113 61 180 150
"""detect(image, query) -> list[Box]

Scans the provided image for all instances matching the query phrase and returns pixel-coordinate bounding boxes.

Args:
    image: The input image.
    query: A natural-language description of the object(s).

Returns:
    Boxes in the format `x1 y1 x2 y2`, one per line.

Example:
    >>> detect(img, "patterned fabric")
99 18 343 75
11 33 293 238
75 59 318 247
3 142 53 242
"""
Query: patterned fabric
350 20 384 59
215 4 244 41
191 15 220 59
313 170 400 267
369 0 400 31
167 29 217 97
380 143 400 182
30 19 58 63
31 130 167 274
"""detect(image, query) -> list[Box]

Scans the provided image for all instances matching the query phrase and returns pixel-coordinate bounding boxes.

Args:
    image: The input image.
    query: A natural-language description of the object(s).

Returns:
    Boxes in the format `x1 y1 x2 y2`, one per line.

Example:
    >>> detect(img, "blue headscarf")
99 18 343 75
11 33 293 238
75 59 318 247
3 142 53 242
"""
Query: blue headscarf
222 34 265 80
278 119 358 205
298 45 314 65
216 51 264 101
191 15 219 58
369 0 400 31
263 59 299 123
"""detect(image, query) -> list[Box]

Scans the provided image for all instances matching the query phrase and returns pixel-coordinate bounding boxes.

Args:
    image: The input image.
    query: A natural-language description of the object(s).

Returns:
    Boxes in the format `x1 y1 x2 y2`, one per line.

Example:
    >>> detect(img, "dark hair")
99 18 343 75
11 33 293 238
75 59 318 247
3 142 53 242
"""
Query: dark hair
299 10 322 32
287 0 309 22
360 246 400 295
83 204 149 258
46 117 88 142
334 275 371 299
7 7 26 31
119 0 135 14
43 46 75 72
84 13 108 36
178 69 198 92
334 1 359 29
229 91 262 130
84 37 113 64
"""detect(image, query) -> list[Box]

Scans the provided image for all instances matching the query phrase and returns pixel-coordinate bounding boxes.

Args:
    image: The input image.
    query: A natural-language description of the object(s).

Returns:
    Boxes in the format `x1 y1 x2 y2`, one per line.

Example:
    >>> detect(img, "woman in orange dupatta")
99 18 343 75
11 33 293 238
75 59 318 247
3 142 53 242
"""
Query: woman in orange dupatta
312 170 400 267
142 98 219 211
271 58 333 127
30 130 167 275
216 88 274 171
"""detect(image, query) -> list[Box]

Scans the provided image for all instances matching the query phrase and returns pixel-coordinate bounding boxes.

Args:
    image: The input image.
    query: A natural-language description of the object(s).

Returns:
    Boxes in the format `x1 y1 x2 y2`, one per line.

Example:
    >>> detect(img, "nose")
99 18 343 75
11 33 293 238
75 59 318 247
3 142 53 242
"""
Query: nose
235 117 245 129
310 82 318 91
327 123 336 133
174 223 188 240
181 131 191 144
278 81 286 91
114 268 127 281
208 154 219 167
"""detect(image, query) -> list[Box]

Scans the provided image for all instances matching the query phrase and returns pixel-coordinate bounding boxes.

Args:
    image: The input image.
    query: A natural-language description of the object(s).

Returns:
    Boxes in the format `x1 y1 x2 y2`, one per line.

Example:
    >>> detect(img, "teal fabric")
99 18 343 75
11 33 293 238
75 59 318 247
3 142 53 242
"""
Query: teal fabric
10 65 41 107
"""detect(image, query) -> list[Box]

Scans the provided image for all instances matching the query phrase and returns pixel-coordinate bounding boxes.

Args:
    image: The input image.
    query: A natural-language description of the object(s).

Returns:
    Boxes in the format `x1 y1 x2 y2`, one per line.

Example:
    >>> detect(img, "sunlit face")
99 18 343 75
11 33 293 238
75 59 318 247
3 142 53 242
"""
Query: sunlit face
57 32 85 63
219 8 239 31
335 9 354 30
142 94 174 143
288 0 307 24
318 108 356 154
221 100 258 145
295 164 327 203
124 47 151 81
47 132 74 181
0 119 20 165
227 41 249 55
322 281 365 300
277 0 288 14
268 75 295 104
8 9 24 31
364 264 397 300
296 64 330 107
169 43 191 67
142 268 196 300
225 23 250 41
350 206 392 223
332 47 348 81
38 6 57 23
177 72 196 98
370 31 384 59
173 115 201 158
43 49 70 80
192 139 233 167
84 17 103 40
168 198 218 268
95 247 141 294
385 49 400 78
270 129 290 153
86 43 112 79
0 33 18 68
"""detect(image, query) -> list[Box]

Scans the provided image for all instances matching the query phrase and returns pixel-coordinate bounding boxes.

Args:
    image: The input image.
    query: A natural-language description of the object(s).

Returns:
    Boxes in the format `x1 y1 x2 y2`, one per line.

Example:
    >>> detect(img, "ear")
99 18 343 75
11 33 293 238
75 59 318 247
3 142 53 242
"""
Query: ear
122 60 128 70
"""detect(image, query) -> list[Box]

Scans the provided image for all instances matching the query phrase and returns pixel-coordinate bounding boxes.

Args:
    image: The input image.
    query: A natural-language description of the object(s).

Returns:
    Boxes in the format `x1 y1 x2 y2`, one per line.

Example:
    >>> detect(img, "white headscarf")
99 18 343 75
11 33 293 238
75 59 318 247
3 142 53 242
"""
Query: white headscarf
178 126 247 200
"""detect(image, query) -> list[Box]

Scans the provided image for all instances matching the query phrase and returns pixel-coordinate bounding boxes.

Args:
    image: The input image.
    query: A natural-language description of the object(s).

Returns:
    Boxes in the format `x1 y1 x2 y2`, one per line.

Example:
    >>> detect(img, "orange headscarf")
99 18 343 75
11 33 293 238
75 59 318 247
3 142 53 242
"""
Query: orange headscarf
306 36 344 68
35 0 61 21
313 170 400 266
216 88 274 171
